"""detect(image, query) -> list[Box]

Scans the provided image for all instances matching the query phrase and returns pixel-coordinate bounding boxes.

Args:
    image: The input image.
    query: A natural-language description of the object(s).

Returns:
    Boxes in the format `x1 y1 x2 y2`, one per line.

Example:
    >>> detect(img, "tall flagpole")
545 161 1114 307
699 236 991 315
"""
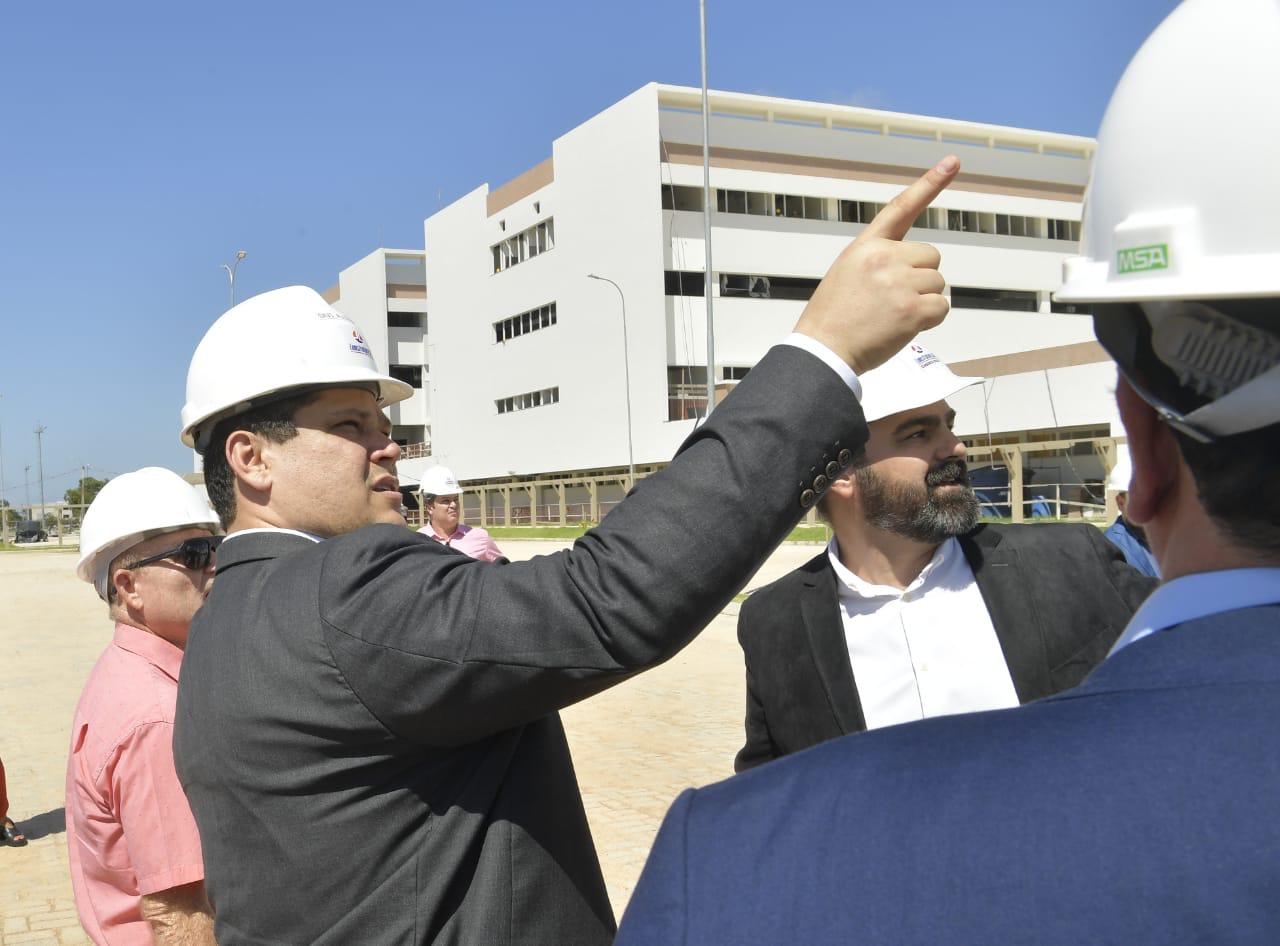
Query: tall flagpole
699 0 716 419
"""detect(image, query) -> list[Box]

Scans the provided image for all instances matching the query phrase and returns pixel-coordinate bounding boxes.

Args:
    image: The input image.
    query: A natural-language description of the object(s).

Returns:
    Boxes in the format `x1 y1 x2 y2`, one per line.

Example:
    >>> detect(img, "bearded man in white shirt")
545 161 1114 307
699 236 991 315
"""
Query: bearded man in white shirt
735 342 1156 769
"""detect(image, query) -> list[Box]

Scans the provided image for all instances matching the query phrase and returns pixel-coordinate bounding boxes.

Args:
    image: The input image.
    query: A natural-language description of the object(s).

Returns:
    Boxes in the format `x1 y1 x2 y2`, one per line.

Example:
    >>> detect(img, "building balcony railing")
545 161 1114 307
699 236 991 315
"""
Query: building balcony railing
401 441 432 460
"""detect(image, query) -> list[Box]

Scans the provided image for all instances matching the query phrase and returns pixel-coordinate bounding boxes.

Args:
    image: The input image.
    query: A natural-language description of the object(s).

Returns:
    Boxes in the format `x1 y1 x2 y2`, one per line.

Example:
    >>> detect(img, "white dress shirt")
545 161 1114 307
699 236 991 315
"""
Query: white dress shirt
1110 567 1280 654
222 526 323 544
829 537 1019 730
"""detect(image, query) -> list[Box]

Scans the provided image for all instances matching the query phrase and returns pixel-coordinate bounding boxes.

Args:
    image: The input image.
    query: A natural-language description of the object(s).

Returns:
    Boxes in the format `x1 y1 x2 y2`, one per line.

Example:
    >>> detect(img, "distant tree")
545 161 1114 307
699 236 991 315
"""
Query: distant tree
0 499 14 531
65 477 109 526
43 512 59 532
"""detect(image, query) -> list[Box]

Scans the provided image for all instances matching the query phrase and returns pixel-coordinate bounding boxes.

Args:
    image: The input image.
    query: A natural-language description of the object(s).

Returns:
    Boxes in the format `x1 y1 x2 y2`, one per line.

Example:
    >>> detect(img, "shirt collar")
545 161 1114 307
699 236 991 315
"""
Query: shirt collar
1111 567 1280 654
427 524 470 542
223 526 324 544
827 536 957 599
111 621 185 682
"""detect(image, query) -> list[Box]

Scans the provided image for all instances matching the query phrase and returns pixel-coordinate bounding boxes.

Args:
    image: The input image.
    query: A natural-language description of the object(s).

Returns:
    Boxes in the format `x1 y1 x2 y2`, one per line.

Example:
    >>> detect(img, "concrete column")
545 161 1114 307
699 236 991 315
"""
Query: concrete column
588 480 599 523
1005 447 1025 523
479 487 488 528
502 488 511 526
557 484 567 526
1100 438 1120 523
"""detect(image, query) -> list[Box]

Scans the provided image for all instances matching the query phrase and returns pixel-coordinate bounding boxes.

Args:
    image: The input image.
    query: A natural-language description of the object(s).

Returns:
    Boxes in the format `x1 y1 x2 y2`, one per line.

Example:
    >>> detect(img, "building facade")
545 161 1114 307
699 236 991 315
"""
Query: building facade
336 85 1124 520
323 249 431 456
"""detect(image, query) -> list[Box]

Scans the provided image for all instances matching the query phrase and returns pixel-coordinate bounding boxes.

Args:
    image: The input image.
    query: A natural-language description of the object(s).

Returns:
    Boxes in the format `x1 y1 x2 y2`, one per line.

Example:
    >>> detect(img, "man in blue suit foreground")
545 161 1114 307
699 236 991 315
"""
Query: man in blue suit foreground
616 1 1280 943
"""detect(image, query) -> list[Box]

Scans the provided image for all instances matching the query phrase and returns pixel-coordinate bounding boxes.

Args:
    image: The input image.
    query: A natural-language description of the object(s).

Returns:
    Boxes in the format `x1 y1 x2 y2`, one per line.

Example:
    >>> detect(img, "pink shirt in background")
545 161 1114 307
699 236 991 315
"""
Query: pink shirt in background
418 523 505 562
66 623 205 946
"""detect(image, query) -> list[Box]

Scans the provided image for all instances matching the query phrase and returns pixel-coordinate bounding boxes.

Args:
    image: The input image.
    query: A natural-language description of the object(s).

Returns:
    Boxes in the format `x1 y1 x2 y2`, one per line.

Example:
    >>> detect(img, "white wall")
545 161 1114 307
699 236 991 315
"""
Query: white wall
420 84 1115 482
329 249 430 433
425 86 678 480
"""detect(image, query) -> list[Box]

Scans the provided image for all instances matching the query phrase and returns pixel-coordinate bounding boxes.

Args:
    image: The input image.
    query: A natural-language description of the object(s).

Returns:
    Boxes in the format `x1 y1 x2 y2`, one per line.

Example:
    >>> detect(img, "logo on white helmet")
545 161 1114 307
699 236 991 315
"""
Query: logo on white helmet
349 329 371 356
910 344 940 369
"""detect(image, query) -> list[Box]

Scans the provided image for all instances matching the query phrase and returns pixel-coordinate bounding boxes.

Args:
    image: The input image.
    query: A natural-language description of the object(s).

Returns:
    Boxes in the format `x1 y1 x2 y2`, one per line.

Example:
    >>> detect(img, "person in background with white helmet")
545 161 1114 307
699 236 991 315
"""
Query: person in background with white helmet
67 468 220 946
734 342 1154 771
417 464 505 562
1102 445 1160 577
614 2 1280 943
171 159 963 946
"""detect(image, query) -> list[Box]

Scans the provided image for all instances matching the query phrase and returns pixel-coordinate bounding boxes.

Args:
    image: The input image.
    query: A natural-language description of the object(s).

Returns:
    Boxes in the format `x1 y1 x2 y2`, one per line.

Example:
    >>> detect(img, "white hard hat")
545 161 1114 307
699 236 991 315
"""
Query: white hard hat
1057 0 1280 304
1055 0 1280 441
856 343 983 424
1107 446 1133 494
419 465 463 496
181 286 414 452
77 468 220 601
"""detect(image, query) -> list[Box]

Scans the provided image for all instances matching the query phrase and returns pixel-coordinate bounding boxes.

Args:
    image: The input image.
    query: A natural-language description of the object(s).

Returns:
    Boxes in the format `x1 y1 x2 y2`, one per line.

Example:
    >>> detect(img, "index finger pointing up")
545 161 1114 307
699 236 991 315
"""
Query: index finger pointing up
862 155 960 242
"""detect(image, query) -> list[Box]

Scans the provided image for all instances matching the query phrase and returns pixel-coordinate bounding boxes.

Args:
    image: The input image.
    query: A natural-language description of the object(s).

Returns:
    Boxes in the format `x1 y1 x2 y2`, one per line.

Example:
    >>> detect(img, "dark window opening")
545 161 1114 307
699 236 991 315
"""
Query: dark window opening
950 287 1039 313
665 270 705 297
389 364 423 388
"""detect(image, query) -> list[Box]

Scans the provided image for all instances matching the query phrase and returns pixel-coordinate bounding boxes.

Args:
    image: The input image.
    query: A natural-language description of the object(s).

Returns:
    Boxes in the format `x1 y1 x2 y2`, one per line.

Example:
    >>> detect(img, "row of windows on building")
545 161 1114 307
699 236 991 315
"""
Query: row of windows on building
492 219 555 273
496 386 560 415
663 270 1091 314
662 184 1081 242
495 302 557 343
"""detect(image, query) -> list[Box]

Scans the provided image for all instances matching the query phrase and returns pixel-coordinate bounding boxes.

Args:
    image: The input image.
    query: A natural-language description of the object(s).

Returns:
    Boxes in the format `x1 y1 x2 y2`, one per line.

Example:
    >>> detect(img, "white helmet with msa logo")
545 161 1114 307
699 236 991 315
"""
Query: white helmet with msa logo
1058 0 1280 304
181 286 413 453
1056 0 1280 442
77 467 220 601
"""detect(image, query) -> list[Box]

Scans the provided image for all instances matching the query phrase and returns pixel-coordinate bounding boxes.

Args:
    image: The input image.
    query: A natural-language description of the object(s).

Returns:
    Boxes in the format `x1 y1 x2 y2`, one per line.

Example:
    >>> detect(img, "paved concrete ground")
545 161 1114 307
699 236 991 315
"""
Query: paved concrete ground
0 538 822 943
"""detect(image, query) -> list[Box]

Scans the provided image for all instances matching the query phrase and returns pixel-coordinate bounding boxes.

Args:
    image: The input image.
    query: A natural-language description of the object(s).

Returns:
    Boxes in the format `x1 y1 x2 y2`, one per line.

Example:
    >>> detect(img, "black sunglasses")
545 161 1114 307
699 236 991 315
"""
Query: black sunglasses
128 536 223 572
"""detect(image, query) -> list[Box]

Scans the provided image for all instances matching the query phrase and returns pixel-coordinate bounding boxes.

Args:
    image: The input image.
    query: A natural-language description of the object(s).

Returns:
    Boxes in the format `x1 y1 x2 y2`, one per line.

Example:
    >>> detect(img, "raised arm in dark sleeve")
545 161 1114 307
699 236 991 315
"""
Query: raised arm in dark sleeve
320 344 868 746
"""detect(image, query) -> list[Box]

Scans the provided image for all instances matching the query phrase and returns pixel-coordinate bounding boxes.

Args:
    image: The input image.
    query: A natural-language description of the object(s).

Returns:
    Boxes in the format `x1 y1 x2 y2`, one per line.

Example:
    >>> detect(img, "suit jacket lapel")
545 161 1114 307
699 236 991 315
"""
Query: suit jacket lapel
962 527 1053 703
801 560 867 733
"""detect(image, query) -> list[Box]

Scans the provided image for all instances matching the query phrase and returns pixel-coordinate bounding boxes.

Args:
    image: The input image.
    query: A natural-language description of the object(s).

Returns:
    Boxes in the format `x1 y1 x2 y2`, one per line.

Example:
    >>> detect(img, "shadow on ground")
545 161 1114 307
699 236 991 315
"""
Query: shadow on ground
14 807 66 841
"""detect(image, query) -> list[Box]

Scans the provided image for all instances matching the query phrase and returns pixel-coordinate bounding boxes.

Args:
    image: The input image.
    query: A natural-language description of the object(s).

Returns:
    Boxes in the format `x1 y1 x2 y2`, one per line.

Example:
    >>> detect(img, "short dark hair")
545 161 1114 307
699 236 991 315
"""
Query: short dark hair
202 392 316 529
1174 423 1280 558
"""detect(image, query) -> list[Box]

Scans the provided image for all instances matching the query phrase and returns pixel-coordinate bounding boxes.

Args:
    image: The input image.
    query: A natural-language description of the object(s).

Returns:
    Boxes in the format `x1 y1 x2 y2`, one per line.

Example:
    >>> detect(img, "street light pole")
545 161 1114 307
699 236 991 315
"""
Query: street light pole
587 274 637 490
221 250 248 308
0 394 7 543
34 424 46 520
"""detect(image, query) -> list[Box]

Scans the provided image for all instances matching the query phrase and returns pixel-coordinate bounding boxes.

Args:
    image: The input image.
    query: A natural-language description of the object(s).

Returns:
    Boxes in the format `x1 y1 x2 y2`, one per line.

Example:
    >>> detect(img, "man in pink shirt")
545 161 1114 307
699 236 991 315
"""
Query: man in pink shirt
416 465 505 562
68 468 220 946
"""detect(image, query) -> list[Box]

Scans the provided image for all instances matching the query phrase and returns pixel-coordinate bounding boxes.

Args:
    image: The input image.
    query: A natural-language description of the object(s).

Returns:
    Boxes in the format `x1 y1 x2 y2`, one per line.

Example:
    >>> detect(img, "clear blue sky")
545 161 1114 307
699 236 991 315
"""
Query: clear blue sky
0 0 1178 503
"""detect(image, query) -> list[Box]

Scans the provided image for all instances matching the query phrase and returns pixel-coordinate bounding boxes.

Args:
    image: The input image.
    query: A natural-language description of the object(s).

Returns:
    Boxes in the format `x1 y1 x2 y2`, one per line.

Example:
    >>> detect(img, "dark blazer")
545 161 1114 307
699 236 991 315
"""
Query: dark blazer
616 605 1280 946
173 345 870 946
736 522 1156 770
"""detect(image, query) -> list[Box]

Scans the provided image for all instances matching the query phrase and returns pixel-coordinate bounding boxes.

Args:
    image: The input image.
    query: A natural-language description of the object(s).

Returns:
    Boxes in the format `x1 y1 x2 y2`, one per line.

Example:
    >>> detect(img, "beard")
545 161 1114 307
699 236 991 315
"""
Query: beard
854 458 981 544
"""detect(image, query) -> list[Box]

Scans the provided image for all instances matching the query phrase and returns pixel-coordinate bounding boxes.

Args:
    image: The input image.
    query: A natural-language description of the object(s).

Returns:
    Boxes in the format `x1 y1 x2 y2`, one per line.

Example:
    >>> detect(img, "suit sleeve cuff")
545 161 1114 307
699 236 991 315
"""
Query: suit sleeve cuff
779 333 862 401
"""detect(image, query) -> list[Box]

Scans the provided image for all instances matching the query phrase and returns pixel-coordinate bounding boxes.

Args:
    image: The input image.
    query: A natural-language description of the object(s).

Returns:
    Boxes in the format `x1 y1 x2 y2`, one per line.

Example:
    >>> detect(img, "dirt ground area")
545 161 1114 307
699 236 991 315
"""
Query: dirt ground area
0 538 822 944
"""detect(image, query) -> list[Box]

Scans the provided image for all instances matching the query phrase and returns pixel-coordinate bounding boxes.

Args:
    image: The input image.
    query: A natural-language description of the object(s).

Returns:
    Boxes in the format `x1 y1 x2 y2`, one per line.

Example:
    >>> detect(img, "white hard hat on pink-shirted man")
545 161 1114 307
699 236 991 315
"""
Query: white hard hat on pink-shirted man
76 468 220 601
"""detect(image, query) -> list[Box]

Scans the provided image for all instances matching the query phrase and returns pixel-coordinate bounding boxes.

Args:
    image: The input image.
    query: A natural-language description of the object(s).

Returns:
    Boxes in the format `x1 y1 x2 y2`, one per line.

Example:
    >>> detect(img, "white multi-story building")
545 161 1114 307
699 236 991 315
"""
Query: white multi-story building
323 249 431 456
336 85 1125 521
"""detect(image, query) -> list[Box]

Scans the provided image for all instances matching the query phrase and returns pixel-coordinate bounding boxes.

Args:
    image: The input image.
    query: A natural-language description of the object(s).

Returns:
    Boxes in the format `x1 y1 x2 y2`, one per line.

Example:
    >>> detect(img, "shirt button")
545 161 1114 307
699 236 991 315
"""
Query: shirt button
826 461 840 478
838 448 853 466
800 489 816 509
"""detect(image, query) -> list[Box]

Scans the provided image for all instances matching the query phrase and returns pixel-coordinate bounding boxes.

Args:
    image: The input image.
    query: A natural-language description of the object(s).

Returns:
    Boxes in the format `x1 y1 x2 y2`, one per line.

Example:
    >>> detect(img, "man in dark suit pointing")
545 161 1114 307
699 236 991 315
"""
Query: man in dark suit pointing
735 343 1154 771
173 160 963 944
